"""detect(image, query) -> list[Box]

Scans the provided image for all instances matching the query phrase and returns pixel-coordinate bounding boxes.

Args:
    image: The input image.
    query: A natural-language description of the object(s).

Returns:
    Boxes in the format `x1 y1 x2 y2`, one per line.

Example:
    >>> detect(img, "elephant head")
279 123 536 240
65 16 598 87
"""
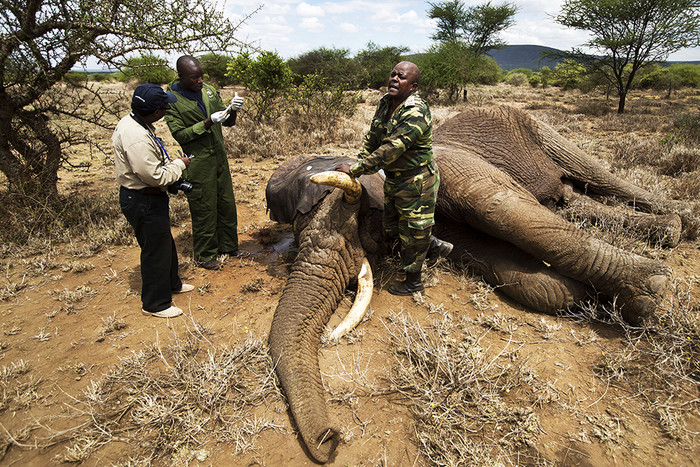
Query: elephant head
265 155 385 463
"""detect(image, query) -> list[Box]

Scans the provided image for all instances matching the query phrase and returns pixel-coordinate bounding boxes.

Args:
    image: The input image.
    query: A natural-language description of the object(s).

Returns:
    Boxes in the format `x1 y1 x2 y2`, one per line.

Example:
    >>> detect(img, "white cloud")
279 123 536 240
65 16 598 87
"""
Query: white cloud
339 22 359 34
300 17 325 32
297 2 325 17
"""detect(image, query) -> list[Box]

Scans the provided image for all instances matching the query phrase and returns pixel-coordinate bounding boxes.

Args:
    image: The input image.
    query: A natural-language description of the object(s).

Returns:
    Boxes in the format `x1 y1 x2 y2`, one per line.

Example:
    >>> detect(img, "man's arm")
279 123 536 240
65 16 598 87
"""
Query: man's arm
349 104 430 176
165 84 227 144
126 138 187 187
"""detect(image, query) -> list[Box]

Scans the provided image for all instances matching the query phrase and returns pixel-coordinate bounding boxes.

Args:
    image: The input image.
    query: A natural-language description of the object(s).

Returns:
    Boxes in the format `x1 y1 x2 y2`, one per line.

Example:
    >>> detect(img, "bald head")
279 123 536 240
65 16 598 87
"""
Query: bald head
388 61 421 103
397 61 420 85
176 55 200 74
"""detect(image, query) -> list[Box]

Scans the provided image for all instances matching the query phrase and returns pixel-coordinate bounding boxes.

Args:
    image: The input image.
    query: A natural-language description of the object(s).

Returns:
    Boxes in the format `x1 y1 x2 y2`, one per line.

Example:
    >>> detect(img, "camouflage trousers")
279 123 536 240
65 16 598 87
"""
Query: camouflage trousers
383 164 439 273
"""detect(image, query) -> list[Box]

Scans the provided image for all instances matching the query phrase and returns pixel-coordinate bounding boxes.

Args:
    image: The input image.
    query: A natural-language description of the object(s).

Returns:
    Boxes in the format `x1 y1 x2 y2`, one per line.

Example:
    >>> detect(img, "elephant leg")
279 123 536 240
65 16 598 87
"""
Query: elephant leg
560 183 682 248
433 219 596 314
437 154 672 325
536 119 689 216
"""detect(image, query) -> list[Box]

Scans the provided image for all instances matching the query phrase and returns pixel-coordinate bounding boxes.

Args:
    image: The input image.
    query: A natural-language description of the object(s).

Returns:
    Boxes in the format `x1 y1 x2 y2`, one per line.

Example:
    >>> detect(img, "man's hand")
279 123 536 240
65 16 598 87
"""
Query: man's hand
335 162 352 175
178 156 192 168
210 109 230 124
231 92 244 111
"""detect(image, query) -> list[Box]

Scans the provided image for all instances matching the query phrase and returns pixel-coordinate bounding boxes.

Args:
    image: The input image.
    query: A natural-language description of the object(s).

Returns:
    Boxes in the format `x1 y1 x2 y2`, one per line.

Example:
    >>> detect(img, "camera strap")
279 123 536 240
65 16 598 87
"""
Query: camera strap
130 112 171 163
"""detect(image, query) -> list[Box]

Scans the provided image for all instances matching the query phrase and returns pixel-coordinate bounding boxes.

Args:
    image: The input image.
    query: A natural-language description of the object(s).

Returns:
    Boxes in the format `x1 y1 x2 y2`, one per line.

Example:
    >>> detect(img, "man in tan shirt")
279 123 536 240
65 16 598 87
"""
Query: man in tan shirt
113 84 194 318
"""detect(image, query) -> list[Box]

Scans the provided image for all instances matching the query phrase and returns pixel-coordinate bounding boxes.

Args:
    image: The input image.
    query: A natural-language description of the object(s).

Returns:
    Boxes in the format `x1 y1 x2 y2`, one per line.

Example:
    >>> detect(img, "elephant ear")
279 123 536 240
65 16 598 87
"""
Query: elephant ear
266 155 384 224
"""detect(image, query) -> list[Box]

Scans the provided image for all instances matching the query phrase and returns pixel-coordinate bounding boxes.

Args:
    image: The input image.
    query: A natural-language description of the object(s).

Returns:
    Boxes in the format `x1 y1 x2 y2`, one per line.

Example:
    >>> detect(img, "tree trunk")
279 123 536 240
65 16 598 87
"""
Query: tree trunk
617 91 626 114
0 112 61 198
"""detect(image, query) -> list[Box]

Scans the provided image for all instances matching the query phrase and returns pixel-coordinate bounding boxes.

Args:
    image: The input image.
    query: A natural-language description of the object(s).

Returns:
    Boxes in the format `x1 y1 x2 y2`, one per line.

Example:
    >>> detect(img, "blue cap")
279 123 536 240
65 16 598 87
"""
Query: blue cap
132 83 177 111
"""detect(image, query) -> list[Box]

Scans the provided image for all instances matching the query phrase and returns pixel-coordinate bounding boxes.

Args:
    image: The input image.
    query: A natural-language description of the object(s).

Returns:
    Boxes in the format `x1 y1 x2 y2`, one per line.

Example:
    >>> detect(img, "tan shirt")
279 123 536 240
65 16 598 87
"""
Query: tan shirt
113 114 186 190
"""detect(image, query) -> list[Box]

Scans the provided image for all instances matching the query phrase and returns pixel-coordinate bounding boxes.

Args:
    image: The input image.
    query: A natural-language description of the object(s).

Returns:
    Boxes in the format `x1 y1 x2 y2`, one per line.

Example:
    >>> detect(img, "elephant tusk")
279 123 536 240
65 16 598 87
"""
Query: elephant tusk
328 258 373 341
310 171 362 204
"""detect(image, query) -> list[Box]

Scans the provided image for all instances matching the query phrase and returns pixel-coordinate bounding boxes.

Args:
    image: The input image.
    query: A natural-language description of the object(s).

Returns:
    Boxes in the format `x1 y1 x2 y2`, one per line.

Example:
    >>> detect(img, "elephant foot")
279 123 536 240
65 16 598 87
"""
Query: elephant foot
617 266 672 326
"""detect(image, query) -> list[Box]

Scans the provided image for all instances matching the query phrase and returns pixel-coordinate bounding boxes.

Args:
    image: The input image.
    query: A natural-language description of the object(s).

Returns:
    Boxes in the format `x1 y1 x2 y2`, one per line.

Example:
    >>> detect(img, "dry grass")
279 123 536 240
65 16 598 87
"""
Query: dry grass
46 324 282 464
0 83 698 465
382 310 548 465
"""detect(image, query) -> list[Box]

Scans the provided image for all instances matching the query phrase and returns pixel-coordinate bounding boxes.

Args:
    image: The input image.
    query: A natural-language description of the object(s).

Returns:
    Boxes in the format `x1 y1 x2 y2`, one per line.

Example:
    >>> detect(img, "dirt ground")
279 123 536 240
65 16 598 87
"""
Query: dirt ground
0 84 698 466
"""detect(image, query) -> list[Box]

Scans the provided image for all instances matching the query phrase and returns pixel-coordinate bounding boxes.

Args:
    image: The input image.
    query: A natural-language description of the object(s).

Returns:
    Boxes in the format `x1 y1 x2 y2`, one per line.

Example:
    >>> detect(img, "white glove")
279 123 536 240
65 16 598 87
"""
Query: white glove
210 108 230 124
231 92 244 111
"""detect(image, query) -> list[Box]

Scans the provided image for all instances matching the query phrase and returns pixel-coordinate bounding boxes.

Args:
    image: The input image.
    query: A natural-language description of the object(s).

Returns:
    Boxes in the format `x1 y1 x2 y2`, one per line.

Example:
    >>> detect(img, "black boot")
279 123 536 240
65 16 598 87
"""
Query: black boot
388 271 424 296
428 235 454 259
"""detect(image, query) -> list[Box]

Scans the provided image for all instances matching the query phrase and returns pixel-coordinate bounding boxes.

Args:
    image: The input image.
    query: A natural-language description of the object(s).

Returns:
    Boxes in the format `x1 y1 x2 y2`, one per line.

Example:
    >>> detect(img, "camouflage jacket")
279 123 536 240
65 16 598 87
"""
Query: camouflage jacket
349 92 433 177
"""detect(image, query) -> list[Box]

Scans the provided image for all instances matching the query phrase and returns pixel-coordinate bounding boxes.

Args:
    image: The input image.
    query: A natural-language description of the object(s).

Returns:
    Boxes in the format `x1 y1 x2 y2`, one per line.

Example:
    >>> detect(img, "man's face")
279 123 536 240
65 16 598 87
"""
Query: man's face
387 62 418 102
179 63 204 93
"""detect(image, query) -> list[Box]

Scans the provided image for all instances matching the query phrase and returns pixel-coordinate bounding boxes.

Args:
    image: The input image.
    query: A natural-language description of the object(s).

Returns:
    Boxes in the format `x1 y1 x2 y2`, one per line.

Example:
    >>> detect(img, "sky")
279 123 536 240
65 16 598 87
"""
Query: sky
223 0 700 62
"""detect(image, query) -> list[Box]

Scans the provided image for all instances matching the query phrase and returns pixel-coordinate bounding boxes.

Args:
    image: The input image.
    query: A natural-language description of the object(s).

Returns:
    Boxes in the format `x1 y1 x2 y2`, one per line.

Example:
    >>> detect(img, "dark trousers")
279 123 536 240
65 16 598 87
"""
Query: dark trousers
120 186 182 312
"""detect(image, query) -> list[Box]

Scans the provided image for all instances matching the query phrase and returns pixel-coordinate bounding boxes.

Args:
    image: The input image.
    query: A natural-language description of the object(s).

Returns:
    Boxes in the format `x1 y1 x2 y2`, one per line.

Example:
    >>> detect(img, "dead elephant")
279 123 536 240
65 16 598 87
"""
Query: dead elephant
264 105 688 463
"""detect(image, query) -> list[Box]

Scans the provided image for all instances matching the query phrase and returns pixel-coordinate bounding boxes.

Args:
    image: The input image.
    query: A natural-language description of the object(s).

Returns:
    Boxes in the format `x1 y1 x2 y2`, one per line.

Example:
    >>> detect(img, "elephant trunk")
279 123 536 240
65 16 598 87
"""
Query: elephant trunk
269 270 343 463
268 190 365 463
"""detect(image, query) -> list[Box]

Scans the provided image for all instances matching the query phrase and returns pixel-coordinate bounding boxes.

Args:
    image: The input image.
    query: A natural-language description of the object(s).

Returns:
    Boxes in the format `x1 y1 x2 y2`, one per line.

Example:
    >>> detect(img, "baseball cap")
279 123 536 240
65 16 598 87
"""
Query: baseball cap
132 83 177 111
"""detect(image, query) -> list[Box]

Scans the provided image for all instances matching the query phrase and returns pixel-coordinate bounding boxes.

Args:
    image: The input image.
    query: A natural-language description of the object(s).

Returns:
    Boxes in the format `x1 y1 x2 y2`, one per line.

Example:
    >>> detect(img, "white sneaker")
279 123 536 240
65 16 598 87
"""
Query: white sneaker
142 305 183 318
174 283 195 294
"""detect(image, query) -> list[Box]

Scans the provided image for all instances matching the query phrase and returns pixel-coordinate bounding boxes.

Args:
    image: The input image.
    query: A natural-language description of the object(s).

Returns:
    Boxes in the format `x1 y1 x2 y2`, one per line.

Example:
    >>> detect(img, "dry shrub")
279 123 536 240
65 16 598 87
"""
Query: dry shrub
670 171 700 199
593 279 699 443
49 330 282 464
611 133 663 169
598 111 668 134
0 189 132 251
672 112 700 145
383 311 544 465
572 99 613 117
225 114 362 162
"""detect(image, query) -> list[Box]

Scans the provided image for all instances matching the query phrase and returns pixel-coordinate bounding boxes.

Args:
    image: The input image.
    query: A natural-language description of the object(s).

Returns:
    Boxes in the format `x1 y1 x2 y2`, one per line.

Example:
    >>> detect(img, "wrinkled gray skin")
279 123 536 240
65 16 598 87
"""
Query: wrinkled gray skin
266 155 385 463
265 106 687 463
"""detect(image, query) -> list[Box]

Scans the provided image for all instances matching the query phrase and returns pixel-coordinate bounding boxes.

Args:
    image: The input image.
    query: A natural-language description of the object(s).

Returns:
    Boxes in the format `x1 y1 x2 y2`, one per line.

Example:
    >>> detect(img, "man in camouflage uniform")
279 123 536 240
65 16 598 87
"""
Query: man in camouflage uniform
336 61 453 295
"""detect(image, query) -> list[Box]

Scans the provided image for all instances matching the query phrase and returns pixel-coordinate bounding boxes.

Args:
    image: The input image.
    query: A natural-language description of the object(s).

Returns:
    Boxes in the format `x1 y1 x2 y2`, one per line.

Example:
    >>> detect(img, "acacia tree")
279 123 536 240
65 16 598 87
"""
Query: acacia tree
424 0 516 101
0 0 257 198
428 0 517 54
554 0 700 113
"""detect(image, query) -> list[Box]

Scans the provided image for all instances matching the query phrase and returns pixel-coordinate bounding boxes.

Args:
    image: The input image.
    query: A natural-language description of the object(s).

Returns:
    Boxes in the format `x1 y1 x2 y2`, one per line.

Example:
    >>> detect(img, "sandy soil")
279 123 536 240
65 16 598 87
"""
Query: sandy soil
0 85 698 466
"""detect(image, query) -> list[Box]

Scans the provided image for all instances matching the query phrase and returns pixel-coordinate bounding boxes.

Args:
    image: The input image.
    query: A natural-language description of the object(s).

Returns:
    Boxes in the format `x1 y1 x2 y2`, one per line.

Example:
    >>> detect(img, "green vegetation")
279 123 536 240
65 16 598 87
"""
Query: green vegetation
227 51 295 123
355 42 410 89
116 54 176 84
199 53 236 87
552 0 700 113
287 47 365 88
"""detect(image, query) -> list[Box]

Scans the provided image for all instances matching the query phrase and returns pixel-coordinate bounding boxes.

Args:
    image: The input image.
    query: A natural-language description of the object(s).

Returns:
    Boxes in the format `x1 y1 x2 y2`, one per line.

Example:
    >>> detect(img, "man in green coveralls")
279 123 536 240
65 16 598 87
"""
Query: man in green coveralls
165 55 246 270
336 61 453 295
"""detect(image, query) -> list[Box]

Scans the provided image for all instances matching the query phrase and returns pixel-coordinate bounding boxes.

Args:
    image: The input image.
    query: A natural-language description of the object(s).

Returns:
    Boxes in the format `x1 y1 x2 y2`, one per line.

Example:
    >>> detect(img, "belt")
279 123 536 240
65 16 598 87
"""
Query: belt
385 165 429 179
140 187 165 195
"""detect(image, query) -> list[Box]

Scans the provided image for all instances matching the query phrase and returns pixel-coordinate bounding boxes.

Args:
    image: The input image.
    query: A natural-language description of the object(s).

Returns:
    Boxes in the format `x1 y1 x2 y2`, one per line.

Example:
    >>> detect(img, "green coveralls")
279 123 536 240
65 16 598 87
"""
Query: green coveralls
348 93 438 274
164 81 238 263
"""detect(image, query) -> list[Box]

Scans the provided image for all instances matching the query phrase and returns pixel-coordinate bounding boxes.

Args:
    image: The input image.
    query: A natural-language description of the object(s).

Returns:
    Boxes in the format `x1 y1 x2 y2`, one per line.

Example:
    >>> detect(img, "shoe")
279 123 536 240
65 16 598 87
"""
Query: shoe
388 271 424 296
427 236 453 259
142 305 183 318
199 259 221 270
173 283 194 294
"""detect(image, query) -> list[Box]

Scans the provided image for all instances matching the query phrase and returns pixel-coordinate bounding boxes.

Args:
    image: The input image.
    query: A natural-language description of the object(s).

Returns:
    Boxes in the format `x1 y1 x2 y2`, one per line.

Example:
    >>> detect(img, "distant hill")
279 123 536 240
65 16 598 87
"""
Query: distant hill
486 45 564 71
487 44 700 71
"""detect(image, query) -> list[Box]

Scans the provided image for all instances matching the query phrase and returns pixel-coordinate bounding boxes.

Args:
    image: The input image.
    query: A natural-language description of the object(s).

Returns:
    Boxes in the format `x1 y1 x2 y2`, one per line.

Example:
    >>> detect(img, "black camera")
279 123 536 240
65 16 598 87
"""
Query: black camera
168 179 193 194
